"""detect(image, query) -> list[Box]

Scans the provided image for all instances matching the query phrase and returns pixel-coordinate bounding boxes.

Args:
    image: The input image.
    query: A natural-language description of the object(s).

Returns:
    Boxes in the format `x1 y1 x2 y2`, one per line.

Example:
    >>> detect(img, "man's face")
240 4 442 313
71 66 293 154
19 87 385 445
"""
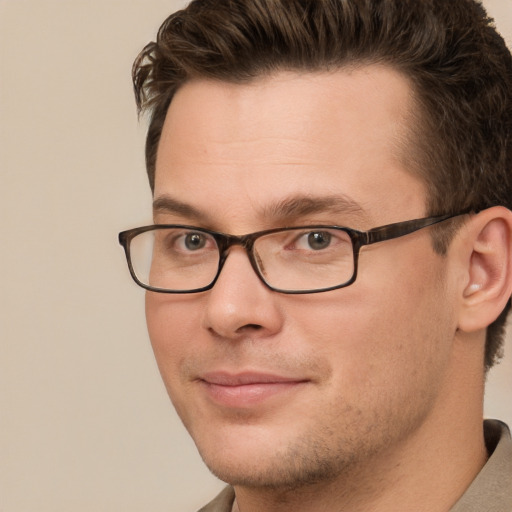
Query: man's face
146 67 459 487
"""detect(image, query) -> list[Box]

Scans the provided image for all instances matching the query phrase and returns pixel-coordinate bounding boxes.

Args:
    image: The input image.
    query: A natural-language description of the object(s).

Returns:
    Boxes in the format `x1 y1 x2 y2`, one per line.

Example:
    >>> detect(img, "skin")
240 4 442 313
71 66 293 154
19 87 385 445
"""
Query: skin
145 67 500 511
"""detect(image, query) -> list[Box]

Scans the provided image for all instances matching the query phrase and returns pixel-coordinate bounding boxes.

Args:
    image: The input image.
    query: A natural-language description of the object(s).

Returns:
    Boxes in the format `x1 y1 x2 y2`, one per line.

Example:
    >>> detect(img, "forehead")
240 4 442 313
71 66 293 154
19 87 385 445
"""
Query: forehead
154 66 426 229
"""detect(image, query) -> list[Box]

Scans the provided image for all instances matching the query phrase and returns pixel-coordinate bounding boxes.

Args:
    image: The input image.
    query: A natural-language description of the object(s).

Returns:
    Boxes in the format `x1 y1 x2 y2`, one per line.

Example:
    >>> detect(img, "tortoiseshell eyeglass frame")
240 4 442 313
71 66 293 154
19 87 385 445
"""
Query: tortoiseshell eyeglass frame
118 211 471 295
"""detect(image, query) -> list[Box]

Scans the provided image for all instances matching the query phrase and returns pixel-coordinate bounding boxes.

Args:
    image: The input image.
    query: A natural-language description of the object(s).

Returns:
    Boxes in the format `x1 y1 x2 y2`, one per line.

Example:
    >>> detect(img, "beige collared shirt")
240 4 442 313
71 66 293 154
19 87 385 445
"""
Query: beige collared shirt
198 420 512 512
450 420 511 511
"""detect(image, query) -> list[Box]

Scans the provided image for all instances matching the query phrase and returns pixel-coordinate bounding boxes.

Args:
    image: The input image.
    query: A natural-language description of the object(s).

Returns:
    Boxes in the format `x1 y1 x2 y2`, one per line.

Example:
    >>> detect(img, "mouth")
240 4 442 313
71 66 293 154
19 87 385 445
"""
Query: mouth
198 371 309 408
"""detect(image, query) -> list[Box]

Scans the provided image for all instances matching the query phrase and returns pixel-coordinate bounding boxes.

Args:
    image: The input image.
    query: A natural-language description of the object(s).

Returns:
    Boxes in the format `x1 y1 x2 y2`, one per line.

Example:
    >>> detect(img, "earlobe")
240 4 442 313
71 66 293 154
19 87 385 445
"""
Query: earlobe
458 207 512 333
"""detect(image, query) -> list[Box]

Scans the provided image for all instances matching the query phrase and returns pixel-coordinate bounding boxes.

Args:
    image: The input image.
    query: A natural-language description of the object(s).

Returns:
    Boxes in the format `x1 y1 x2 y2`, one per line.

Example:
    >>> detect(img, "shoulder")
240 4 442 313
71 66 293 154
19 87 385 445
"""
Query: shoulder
450 420 512 512
197 486 235 512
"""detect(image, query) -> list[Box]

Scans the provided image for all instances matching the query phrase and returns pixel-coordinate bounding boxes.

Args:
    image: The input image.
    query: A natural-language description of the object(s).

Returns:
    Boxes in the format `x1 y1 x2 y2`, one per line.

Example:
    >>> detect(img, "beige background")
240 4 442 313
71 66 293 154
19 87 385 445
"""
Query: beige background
1 1 511 510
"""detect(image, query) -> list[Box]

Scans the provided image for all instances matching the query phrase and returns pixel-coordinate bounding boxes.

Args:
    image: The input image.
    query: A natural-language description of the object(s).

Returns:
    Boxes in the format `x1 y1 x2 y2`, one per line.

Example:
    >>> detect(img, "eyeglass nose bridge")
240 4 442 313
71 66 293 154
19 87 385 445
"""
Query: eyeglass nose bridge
212 232 271 290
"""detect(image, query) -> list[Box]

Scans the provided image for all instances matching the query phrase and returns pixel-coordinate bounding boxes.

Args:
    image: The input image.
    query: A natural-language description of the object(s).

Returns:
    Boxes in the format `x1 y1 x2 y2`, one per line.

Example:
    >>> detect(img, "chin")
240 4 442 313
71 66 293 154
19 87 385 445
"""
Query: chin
193 424 358 490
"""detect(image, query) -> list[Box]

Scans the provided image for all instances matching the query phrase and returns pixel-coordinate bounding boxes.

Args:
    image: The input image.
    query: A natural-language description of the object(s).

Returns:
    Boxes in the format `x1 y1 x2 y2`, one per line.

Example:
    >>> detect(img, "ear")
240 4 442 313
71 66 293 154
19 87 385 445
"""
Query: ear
457 206 512 333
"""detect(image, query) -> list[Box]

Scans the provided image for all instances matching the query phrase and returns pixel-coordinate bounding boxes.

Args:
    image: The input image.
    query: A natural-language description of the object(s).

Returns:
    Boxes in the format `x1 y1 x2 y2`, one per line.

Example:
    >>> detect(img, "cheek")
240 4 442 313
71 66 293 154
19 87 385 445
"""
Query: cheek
145 292 202 378
288 255 454 394
145 293 210 427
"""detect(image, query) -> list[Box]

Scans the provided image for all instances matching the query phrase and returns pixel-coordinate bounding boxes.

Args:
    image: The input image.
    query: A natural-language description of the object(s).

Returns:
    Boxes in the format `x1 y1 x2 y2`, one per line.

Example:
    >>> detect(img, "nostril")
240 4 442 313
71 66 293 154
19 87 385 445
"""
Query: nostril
237 324 263 332
207 323 263 339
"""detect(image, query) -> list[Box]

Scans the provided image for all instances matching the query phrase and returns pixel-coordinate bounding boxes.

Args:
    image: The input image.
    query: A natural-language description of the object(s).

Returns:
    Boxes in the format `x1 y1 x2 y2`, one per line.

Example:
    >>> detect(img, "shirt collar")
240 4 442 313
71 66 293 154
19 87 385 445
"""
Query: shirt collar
450 419 512 512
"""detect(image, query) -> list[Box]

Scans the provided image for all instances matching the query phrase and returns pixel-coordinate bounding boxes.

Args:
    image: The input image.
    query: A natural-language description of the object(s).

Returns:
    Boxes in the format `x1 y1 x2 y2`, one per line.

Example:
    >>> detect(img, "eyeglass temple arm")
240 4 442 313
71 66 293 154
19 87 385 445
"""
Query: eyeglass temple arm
364 212 469 246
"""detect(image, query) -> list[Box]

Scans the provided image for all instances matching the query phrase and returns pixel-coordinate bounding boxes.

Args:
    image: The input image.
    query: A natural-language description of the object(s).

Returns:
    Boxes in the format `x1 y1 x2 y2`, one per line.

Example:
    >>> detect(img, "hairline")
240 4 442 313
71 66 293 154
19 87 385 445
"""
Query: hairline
150 61 435 205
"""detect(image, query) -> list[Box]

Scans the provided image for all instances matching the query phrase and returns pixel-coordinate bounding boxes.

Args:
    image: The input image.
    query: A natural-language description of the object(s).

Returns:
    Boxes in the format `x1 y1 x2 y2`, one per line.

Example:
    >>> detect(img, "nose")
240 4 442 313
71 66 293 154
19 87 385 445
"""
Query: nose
202 247 284 340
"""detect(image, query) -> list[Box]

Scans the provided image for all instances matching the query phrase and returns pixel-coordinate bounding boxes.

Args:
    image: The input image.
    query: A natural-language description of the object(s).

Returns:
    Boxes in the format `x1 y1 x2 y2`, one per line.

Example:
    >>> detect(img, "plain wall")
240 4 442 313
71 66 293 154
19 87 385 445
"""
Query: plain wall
1 1 511 510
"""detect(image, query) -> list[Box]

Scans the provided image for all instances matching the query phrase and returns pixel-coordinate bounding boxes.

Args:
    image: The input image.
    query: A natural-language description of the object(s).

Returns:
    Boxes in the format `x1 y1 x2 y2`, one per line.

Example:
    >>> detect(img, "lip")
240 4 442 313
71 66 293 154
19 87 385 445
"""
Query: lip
198 371 309 408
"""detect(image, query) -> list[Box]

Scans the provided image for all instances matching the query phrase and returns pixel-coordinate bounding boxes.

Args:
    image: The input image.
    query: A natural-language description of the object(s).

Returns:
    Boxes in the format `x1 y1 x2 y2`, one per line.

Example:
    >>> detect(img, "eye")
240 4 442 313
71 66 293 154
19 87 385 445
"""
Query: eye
308 231 331 250
297 231 333 250
161 229 215 254
183 232 208 251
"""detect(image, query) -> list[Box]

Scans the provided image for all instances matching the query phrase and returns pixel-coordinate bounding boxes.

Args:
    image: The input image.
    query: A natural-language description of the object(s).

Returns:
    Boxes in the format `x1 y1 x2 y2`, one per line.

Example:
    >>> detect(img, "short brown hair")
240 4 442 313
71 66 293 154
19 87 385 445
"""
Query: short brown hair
132 0 512 369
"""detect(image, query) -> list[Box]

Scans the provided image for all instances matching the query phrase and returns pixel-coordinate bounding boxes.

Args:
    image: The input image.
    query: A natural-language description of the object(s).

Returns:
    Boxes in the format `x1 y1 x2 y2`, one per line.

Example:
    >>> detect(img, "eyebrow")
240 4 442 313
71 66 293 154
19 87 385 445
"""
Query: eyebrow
153 195 208 222
153 193 369 226
262 194 369 224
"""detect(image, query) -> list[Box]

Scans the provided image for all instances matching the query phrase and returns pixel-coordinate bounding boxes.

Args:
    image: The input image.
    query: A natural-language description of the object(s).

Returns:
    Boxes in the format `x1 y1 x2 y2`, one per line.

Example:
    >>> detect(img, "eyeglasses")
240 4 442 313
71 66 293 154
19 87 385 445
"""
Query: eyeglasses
118 212 468 294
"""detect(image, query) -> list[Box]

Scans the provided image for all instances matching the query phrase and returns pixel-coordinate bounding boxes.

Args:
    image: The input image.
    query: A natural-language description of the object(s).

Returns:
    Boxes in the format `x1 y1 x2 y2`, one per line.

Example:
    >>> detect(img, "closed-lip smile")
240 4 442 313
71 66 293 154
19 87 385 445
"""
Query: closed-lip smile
198 371 309 407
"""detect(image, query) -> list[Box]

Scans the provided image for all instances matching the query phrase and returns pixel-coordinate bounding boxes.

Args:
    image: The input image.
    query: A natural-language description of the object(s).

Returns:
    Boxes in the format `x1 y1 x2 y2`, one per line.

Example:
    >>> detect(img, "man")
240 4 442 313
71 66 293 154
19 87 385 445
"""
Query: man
119 0 512 510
